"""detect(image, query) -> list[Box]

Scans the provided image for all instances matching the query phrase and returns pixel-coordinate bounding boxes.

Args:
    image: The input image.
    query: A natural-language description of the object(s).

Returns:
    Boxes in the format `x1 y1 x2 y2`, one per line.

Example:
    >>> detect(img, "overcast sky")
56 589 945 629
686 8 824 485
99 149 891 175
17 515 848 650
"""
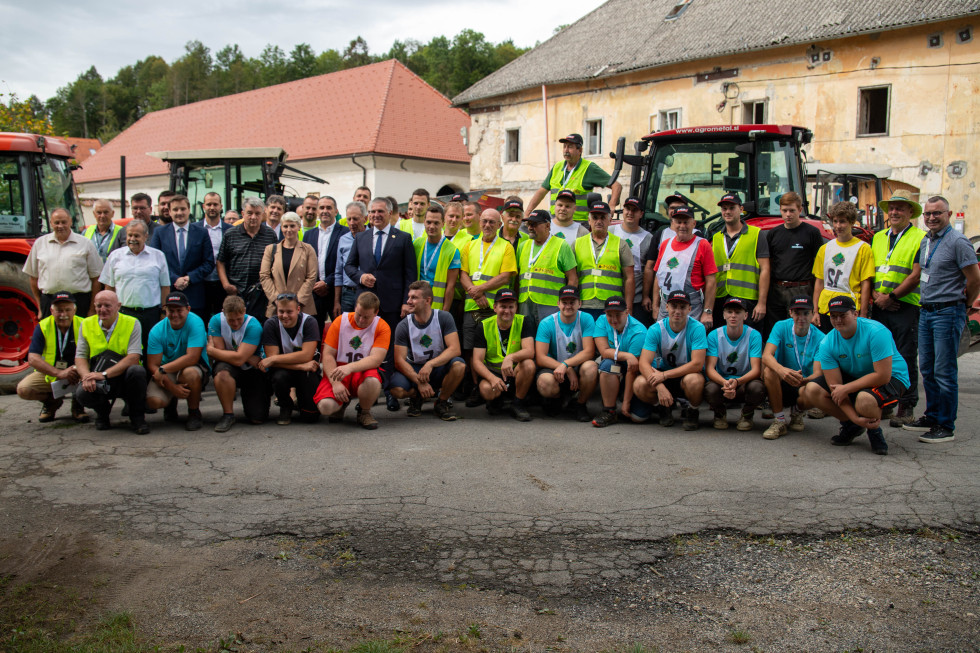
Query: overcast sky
1 0 604 102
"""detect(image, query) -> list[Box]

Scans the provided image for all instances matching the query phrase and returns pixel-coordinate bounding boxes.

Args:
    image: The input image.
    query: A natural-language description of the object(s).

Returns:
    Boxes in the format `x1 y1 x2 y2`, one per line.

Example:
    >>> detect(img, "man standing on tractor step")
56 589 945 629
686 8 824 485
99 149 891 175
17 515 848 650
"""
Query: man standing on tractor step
525 133 622 223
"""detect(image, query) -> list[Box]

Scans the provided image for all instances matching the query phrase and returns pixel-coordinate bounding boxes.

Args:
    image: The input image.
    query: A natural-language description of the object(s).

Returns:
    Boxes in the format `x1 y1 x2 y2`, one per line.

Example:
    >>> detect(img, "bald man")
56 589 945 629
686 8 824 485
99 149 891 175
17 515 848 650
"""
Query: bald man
83 199 125 262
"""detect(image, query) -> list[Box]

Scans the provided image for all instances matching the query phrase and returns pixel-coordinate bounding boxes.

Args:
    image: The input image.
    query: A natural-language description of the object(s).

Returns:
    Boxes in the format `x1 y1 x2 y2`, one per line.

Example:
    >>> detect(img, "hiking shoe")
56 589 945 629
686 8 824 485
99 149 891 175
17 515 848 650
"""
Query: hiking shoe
185 410 203 432
867 427 888 455
712 412 728 430
807 407 826 419
38 400 61 423
889 406 915 428
277 408 292 425
328 402 349 423
214 414 236 433
132 420 150 435
406 396 423 417
880 406 895 421
831 421 866 446
356 404 378 430
592 410 618 428
574 402 591 422
658 406 675 427
682 407 700 431
163 400 179 423
763 420 788 440
70 399 89 422
465 386 485 407
789 411 806 432
919 426 955 444
433 399 457 421
903 415 937 433
511 402 532 422
736 411 754 431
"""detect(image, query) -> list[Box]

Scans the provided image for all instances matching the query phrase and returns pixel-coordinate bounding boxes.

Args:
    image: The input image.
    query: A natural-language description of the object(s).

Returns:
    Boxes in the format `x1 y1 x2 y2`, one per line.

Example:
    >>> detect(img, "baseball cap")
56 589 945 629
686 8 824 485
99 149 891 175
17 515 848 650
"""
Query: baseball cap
164 291 190 307
664 193 688 206
51 291 76 304
623 197 642 209
604 296 627 311
450 193 468 203
671 206 695 220
559 133 584 146
496 289 518 303
589 202 611 216
718 193 742 206
555 189 576 202
558 285 579 301
525 209 551 224
723 296 747 311
790 296 814 311
827 296 856 313
665 290 691 305
502 199 523 212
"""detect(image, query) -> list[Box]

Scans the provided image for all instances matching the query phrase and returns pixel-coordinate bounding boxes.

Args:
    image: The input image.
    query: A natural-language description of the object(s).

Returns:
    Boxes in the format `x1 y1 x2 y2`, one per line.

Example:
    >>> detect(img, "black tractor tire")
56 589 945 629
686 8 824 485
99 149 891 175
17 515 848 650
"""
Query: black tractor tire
0 260 36 394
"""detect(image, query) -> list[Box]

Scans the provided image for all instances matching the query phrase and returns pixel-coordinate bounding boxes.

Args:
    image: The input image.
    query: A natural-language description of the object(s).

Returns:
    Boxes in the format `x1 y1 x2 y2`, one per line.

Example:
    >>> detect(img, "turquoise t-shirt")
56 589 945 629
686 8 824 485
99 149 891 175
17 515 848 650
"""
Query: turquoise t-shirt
706 325 762 379
419 239 461 286
535 311 596 360
148 312 209 368
207 313 264 349
766 318 825 377
642 316 707 370
815 317 910 388
593 314 647 358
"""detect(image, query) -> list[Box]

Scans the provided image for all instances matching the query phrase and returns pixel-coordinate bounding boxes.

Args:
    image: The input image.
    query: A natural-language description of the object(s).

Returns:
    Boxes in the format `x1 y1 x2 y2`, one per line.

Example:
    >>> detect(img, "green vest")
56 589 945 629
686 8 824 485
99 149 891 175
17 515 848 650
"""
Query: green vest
464 238 510 311
712 225 762 300
80 313 138 360
39 314 83 383
517 237 566 305
574 233 624 301
413 236 458 310
83 224 123 255
872 225 924 306
483 314 525 374
548 160 590 222
397 218 424 238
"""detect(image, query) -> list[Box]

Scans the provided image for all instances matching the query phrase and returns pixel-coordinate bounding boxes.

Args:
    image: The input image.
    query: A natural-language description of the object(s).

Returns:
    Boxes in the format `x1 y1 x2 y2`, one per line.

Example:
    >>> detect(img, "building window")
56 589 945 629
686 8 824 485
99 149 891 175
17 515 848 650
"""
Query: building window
665 0 694 20
743 100 767 124
505 128 520 163
585 119 603 156
659 109 682 131
858 86 890 136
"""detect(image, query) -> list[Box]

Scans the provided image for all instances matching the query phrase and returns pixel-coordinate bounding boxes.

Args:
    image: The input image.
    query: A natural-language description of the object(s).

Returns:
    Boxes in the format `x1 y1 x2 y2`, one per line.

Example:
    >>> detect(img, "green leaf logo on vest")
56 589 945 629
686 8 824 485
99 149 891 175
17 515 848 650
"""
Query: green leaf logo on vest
727 351 739 364
667 257 680 270
626 238 634 248
832 252 845 267
566 342 577 354
349 336 363 350
419 334 433 348
670 341 679 351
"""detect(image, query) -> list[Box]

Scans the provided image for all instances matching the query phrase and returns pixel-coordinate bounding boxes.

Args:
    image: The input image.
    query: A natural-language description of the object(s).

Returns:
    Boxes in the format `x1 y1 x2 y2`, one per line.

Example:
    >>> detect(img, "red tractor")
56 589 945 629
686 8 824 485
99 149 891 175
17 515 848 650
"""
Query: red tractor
0 133 85 393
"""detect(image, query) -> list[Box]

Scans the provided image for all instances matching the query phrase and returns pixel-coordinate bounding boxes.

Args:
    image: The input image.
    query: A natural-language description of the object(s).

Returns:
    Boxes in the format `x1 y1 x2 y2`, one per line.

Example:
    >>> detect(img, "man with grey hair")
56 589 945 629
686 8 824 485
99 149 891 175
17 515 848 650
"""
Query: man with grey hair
334 201 368 315
304 195 348 325
83 199 125 262
217 197 278 320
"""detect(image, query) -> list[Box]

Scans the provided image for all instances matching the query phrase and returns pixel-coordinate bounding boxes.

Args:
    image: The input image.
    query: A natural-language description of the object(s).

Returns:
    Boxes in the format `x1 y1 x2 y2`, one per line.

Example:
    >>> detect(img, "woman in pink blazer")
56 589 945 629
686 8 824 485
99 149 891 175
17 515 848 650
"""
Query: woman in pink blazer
259 212 318 317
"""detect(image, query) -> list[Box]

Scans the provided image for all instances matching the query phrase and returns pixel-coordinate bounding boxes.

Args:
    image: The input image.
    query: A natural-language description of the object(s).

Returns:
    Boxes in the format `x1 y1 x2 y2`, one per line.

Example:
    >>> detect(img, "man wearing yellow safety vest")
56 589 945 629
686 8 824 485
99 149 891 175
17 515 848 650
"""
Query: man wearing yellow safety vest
413 204 461 311
73 290 149 434
16 291 88 423
499 198 530 253
871 193 925 427
84 199 125 262
526 133 622 223
711 193 770 330
517 209 578 328
396 188 430 240
471 288 536 421
574 202 634 319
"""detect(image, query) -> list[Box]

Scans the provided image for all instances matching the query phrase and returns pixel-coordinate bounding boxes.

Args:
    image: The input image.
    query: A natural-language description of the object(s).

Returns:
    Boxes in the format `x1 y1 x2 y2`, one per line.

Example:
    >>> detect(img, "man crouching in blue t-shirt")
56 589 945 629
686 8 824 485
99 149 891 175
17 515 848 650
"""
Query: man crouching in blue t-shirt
803 295 910 455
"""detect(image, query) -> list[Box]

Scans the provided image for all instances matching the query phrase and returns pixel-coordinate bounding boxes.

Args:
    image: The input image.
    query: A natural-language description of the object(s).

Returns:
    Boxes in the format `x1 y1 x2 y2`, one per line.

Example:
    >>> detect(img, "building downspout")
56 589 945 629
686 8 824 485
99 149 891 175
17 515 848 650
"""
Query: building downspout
351 154 367 187
542 85 550 169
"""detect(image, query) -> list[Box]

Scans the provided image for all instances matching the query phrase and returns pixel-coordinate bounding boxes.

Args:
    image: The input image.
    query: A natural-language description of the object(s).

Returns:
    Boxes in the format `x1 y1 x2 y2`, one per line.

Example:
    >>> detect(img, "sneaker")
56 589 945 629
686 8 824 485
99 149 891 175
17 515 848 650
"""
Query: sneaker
712 412 728 430
277 408 292 425
789 411 806 432
385 391 400 412
511 402 532 422
465 386 485 408
763 420 788 440
406 396 423 417
328 402 349 423
831 421 866 446
736 411 754 431
185 410 203 431
919 426 955 444
682 407 700 431
574 402 591 422
356 404 378 430
903 415 937 433
889 406 915 428
658 406 675 427
163 400 179 423
592 410 618 428
433 399 457 421
807 407 826 419
132 420 150 435
867 427 888 455
214 414 236 433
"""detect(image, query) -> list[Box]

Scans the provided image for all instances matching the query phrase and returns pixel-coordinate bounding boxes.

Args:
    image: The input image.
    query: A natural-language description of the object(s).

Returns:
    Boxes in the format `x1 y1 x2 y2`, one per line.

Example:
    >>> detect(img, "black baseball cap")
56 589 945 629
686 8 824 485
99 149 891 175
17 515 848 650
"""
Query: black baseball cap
496 289 518 303
604 296 627 311
502 199 523 212
525 209 551 224
790 296 814 311
51 291 76 304
450 193 468 203
558 285 579 301
827 295 856 313
671 206 695 220
718 193 742 206
665 290 691 305
664 193 688 206
589 202 611 216
164 291 190 307
555 189 576 202
624 197 642 209
559 133 584 146
723 296 747 311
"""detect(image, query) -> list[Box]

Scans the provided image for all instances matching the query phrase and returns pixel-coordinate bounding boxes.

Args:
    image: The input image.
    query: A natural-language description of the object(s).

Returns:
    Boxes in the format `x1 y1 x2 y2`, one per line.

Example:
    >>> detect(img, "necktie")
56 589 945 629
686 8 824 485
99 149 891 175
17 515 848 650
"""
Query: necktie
374 229 384 263
177 227 186 266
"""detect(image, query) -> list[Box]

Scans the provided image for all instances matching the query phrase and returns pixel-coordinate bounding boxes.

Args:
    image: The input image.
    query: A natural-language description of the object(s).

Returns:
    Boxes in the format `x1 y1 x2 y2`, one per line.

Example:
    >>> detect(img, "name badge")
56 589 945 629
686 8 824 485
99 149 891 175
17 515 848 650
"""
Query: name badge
523 272 532 281
720 264 731 273
877 265 889 274
609 363 623 375
55 361 68 370
920 272 930 283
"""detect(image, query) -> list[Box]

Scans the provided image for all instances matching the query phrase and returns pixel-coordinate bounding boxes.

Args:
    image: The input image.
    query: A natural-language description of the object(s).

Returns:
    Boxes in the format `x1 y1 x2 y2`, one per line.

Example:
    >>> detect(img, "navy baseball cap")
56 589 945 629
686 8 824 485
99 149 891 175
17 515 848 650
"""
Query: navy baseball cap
671 206 695 220
604 296 627 311
525 209 551 224
827 296 856 313
558 285 579 301
624 196 642 209
496 289 518 303
502 199 523 212
164 291 190 307
790 296 814 311
450 193 468 203
665 290 691 305
664 193 688 206
555 189 576 202
718 193 742 206
589 202 611 216
51 291 76 304
723 296 747 311
559 133 584 146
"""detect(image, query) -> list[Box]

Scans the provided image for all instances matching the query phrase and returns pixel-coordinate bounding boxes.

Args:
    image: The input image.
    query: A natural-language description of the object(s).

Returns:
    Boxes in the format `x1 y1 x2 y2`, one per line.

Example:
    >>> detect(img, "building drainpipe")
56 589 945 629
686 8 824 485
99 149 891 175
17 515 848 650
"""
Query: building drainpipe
351 154 367 187
542 85 550 170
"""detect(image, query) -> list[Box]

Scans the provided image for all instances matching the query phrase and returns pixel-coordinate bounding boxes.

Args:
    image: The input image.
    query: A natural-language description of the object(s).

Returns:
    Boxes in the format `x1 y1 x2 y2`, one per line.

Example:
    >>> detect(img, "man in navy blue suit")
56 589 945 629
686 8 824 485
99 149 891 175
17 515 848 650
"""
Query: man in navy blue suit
303 195 348 328
201 192 233 320
149 194 215 321
345 197 417 410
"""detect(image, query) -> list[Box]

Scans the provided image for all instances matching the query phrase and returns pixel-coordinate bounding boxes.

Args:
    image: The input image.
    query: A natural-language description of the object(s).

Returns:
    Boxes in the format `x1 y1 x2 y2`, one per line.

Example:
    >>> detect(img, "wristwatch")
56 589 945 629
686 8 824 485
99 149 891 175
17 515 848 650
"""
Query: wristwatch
704 309 713 314
101 371 108 379
888 292 898 302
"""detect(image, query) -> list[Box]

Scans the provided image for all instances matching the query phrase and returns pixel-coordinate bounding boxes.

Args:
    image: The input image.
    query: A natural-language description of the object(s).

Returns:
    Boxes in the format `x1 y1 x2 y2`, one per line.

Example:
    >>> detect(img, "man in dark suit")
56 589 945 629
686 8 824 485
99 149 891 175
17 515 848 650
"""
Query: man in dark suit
201 191 233 320
345 197 417 410
303 195 348 328
149 194 215 321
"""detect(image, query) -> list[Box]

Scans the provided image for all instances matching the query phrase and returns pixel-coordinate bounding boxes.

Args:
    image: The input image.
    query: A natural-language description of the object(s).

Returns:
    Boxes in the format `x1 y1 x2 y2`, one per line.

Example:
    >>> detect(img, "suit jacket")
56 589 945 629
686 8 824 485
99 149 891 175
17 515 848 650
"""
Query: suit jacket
259 241 318 317
344 227 417 314
148 221 215 311
302 223 349 284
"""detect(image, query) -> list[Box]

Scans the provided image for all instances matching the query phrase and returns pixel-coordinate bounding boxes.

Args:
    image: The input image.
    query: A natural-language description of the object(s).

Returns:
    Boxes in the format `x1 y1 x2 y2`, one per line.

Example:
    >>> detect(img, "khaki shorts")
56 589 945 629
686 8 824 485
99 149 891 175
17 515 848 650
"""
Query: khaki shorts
147 365 211 403
16 370 55 402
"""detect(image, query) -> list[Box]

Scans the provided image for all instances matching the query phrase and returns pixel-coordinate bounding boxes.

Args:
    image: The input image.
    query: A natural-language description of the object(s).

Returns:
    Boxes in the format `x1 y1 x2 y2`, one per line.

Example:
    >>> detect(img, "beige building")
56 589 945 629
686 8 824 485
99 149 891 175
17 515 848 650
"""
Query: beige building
454 0 979 230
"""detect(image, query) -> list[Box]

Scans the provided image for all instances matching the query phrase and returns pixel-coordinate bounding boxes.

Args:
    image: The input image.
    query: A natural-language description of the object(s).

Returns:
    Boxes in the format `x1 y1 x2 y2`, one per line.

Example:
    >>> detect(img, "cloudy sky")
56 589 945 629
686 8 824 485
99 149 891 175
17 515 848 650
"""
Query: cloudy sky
1 0 604 101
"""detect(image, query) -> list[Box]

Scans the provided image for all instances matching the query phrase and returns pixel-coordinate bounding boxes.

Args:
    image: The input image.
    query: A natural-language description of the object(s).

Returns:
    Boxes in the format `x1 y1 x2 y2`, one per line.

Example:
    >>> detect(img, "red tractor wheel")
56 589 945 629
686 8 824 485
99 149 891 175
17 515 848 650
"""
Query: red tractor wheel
0 260 36 394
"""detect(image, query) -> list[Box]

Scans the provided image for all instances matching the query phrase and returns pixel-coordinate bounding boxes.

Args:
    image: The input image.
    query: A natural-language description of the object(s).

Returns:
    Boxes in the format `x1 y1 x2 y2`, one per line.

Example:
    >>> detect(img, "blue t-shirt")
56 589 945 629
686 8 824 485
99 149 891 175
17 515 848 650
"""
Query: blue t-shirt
419 239 461 286
535 311 596 360
207 313 264 350
816 317 910 388
148 312 209 368
706 326 762 379
766 319 825 377
642 316 707 370
593 314 647 358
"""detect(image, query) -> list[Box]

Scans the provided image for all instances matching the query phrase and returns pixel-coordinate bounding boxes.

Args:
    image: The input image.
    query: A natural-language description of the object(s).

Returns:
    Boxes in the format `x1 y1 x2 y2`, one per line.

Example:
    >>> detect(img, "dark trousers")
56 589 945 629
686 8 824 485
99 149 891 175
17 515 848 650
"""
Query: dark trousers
269 368 320 422
204 280 226 322
120 305 161 362
42 291 92 318
313 286 336 331
75 365 147 422
704 379 766 414
873 302 919 408
766 281 814 339
379 309 403 388
339 286 358 313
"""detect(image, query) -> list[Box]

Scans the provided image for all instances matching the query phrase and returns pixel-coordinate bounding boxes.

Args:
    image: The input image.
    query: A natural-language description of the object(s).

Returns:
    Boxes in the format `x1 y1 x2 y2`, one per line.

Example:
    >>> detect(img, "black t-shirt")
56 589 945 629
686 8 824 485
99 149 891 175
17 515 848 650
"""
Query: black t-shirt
766 222 825 282
473 316 536 350
280 245 295 276
260 314 320 349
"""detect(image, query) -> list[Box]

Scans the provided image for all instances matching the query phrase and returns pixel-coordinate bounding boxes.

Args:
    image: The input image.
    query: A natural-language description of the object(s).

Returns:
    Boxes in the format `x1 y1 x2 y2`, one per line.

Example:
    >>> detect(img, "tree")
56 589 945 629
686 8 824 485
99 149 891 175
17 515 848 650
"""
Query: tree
259 45 288 86
287 43 317 81
0 93 55 135
342 37 373 69
47 67 105 138
315 49 344 75
215 45 258 95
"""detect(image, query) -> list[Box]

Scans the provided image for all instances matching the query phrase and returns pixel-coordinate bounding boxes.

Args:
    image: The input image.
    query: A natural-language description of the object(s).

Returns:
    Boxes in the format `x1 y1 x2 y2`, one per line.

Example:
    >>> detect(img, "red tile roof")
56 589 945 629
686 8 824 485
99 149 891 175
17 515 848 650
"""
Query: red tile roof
75 59 470 183
63 137 102 163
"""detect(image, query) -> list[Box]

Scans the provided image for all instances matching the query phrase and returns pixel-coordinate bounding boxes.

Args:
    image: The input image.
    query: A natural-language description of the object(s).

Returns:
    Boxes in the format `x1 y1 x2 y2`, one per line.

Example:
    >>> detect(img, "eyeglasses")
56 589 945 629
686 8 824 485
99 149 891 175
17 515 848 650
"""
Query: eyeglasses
276 293 297 301
922 211 947 218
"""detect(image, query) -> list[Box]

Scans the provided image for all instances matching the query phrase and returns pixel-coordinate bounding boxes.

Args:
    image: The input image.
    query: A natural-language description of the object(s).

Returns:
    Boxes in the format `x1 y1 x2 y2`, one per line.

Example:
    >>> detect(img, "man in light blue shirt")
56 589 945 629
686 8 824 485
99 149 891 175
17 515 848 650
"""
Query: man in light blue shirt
592 295 647 427
704 297 764 431
534 286 597 422
333 201 368 315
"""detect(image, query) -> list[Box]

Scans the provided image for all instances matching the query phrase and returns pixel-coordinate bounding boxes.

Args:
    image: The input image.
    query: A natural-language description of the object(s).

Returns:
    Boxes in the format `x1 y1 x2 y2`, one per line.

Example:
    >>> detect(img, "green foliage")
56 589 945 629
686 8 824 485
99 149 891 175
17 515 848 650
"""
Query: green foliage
0 92 55 135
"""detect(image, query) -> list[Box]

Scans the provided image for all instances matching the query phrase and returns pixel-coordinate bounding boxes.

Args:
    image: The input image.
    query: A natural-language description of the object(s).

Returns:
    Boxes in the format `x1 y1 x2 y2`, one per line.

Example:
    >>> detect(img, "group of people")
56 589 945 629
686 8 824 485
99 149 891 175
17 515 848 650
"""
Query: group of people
18 135 979 455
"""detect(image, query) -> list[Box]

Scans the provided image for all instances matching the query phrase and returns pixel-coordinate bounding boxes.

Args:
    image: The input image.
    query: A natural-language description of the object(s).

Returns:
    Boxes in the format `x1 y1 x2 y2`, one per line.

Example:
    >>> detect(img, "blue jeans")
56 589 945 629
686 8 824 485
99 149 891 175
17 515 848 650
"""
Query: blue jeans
918 303 966 430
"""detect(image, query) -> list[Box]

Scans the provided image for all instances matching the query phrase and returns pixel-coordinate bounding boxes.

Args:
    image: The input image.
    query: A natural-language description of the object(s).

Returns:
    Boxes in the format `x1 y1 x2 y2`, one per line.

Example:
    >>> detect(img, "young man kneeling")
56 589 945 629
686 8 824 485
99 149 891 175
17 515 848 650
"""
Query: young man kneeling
471 289 536 421
534 286 598 422
704 297 764 430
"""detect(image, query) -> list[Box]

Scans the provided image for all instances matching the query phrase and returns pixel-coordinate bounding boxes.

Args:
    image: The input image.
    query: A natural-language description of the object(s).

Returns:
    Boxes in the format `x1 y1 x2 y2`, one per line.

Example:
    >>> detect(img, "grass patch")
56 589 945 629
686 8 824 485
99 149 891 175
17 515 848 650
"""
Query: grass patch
728 629 752 644
348 641 405 653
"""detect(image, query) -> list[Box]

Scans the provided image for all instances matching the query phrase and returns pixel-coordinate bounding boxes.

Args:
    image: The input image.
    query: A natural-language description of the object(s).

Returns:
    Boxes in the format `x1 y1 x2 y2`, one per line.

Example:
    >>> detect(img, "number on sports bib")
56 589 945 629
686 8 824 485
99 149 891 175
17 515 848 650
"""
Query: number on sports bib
344 352 364 364
665 353 677 367
826 268 844 288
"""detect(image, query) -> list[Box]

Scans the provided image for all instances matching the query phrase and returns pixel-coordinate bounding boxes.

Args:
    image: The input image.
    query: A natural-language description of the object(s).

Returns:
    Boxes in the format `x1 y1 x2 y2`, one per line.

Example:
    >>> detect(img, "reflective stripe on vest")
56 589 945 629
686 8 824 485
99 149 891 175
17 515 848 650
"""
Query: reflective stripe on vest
548 160 590 222
450 231 477 298
83 224 123 258
517 237 566 305
483 314 525 374
40 314 83 383
872 226 924 306
464 238 509 311
81 313 138 360
712 225 761 300
574 233 624 301
414 237 458 310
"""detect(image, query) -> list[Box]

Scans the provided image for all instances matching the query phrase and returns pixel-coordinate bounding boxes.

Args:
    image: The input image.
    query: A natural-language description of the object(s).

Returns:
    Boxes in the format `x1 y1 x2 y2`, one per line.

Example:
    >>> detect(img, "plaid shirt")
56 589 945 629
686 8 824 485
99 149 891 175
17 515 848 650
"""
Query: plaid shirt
217 224 278 291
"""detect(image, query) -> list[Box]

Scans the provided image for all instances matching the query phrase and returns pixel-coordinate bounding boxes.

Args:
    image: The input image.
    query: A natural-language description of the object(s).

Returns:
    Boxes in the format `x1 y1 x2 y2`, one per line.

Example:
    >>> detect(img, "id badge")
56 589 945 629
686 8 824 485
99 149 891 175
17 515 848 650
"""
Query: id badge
523 272 532 281
55 361 68 370
609 363 623 375
877 265 889 275
920 272 930 283
721 263 731 273
471 273 482 282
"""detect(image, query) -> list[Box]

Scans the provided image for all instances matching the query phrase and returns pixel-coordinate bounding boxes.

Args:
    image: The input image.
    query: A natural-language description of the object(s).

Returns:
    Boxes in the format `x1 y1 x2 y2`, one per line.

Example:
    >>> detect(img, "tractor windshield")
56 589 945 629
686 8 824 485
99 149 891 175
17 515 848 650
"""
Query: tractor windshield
0 153 83 237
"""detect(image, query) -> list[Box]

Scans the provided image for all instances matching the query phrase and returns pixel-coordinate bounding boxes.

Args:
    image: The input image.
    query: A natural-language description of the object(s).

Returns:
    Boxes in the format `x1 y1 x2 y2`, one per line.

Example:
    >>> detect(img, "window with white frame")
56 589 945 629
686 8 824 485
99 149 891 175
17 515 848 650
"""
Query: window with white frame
743 99 767 124
585 119 603 156
505 128 520 163
659 109 681 131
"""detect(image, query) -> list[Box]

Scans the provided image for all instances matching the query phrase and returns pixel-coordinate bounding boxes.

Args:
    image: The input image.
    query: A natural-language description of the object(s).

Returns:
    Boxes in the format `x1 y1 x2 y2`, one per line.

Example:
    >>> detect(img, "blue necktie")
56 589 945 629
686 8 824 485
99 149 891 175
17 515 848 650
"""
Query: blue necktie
374 229 384 263
177 227 186 266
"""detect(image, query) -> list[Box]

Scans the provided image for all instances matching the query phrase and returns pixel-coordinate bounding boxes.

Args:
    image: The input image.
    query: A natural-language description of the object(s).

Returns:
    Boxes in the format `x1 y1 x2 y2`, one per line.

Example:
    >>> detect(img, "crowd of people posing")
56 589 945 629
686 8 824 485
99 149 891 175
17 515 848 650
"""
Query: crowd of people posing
18 184 979 456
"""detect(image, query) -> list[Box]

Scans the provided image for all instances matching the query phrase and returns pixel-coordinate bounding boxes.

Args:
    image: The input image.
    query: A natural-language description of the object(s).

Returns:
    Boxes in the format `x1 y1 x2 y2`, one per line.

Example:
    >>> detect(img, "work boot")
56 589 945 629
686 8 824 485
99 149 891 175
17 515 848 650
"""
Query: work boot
682 407 700 431
658 406 675 427
763 420 787 440
465 386 484 408
163 398 179 423
185 409 203 431
807 407 826 419
867 427 888 455
788 410 806 432
356 404 378 430
433 399 457 421
889 405 915 428
510 399 532 422
406 395 423 417
761 398 774 420
831 421 866 446
38 399 63 423
486 396 505 416
70 398 89 422
712 411 728 430
736 410 754 432
574 402 591 422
